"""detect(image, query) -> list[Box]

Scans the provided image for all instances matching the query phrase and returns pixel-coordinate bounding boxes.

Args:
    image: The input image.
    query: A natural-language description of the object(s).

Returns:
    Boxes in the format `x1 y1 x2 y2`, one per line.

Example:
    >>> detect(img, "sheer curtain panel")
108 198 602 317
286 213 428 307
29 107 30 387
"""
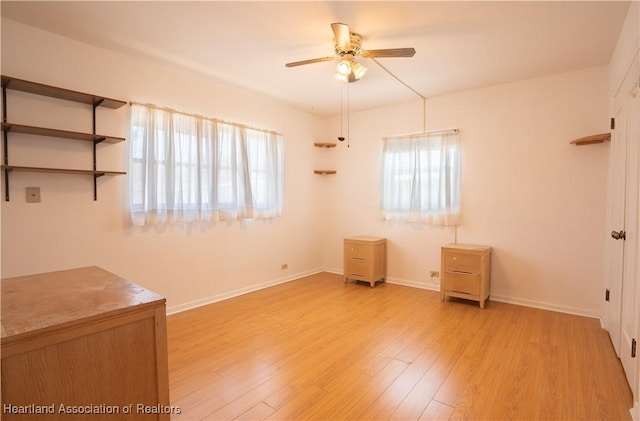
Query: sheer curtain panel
129 104 283 226
381 130 462 225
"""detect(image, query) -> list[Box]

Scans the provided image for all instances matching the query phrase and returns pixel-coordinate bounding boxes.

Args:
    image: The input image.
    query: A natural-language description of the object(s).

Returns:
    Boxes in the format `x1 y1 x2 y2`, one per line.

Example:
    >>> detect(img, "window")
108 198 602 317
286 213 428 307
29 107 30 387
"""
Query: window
381 130 462 225
129 104 283 225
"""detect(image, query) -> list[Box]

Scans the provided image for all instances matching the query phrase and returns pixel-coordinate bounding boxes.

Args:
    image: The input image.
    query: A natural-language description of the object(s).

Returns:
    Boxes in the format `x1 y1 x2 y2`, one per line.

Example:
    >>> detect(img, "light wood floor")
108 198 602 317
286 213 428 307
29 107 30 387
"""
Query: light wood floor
166 272 633 420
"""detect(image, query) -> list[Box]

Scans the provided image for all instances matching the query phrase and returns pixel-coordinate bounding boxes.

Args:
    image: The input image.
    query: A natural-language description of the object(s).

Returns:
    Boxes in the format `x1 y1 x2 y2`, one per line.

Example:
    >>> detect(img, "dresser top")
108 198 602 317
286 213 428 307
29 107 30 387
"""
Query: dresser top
442 243 491 252
1 266 165 340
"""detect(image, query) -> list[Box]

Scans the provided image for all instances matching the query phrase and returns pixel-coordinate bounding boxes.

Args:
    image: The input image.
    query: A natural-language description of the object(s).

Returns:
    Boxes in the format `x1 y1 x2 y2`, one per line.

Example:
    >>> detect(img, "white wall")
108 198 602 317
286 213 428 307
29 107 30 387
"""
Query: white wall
322 66 610 317
0 17 613 319
0 19 326 313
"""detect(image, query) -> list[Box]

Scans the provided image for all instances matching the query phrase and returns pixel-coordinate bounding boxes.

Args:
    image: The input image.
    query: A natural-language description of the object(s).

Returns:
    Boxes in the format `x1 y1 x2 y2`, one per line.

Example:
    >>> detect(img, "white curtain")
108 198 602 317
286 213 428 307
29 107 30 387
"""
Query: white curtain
129 104 283 226
381 130 462 225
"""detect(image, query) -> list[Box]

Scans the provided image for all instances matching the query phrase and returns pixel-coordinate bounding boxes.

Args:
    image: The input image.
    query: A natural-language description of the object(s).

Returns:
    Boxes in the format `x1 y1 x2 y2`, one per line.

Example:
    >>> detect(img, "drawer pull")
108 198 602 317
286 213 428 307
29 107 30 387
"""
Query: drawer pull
352 257 365 261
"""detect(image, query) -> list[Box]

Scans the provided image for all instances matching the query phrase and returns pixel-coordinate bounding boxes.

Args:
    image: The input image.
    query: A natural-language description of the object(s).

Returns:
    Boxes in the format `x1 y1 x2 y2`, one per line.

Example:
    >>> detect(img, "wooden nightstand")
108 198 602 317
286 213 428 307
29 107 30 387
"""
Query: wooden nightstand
441 243 492 308
344 236 387 287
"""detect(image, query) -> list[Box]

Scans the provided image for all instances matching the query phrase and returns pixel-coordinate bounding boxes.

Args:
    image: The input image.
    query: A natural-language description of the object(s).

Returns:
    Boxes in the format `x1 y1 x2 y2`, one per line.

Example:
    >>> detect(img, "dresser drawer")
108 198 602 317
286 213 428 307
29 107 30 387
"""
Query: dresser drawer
444 252 481 274
443 272 479 295
346 243 371 260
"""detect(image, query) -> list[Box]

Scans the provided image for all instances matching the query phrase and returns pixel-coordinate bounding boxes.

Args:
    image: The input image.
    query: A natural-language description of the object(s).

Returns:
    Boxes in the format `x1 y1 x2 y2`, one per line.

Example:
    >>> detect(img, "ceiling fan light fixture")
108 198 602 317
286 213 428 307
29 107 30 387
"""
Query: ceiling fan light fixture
335 59 366 83
351 61 367 79
336 55 353 76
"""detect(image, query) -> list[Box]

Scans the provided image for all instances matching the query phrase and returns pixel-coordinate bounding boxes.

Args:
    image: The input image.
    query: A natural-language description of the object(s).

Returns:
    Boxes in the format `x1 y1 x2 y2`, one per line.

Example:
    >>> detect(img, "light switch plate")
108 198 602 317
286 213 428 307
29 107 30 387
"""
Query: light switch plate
26 187 41 203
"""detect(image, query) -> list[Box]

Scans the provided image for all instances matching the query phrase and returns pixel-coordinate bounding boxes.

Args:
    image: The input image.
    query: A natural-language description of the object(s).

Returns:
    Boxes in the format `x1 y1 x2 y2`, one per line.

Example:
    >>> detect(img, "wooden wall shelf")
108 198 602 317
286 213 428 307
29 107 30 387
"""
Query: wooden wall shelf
314 141 337 174
2 165 126 177
1 122 125 144
1 75 127 201
570 133 611 146
1 76 126 109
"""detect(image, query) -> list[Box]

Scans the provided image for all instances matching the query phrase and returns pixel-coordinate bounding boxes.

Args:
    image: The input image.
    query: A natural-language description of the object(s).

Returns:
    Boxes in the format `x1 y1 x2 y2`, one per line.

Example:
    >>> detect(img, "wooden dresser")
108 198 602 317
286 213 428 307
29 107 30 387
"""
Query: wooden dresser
1 267 171 420
344 236 387 287
441 243 492 308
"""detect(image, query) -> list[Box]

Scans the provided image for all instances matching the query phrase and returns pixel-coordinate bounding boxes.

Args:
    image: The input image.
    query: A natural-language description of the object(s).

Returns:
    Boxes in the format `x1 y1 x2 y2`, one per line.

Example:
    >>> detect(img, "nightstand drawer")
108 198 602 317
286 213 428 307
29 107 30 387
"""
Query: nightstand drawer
444 252 481 274
443 272 479 295
347 258 369 277
346 244 370 260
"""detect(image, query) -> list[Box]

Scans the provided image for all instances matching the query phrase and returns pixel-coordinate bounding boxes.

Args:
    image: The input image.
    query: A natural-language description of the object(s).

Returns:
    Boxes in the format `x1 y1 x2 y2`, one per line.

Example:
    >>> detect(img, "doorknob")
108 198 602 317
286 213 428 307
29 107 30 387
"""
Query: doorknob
611 230 626 240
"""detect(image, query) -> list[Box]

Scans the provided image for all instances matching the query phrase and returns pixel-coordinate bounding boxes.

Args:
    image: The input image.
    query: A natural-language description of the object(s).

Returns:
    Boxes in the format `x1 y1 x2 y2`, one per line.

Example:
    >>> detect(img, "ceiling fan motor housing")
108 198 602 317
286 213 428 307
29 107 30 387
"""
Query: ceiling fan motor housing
335 32 363 57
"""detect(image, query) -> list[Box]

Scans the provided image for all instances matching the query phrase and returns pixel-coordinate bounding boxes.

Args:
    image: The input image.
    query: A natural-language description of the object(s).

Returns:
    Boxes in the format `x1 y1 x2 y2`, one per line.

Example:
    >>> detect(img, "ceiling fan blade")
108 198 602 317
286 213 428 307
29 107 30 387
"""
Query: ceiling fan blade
285 57 336 67
361 48 416 58
331 22 352 52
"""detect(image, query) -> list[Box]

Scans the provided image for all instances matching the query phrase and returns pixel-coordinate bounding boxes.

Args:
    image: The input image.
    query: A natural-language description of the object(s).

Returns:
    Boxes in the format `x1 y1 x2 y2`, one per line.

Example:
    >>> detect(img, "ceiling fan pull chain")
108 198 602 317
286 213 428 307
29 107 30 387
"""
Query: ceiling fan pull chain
338 84 345 143
347 85 350 148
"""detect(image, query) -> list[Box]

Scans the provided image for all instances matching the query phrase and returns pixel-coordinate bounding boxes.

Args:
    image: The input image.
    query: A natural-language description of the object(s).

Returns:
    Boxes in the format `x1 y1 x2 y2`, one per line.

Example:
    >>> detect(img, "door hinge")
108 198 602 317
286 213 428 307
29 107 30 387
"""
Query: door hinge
633 338 637 358
605 289 610 301
611 117 615 130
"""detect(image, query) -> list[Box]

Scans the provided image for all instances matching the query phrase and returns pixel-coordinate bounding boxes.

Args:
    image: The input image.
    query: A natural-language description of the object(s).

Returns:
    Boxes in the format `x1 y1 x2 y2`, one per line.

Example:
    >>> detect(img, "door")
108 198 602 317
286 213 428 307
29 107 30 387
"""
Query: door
607 54 639 398
606 93 627 356
620 69 639 394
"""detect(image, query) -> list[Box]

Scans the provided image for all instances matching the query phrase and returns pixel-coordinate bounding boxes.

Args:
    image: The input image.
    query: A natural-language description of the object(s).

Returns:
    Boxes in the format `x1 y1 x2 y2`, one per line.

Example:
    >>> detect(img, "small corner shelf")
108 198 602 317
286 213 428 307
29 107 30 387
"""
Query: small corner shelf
1 75 127 201
570 133 611 146
313 141 337 175
313 142 337 148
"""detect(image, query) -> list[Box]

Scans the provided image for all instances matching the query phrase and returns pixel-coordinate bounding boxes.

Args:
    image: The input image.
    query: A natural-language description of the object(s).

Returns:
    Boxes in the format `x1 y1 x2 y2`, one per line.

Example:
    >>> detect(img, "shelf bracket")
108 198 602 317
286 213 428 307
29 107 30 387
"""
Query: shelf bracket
92 103 100 201
3 84 8 201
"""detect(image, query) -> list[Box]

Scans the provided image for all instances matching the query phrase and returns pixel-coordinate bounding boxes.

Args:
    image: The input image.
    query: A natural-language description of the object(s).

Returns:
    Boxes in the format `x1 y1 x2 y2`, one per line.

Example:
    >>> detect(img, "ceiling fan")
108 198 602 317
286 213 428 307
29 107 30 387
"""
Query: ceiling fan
285 22 416 83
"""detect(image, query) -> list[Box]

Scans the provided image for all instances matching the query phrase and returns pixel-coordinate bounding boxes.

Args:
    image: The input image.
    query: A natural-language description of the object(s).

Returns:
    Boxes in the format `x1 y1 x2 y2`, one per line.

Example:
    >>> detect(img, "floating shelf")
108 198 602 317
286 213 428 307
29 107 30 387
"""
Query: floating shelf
1 122 125 144
314 170 337 175
570 133 611 146
314 142 337 148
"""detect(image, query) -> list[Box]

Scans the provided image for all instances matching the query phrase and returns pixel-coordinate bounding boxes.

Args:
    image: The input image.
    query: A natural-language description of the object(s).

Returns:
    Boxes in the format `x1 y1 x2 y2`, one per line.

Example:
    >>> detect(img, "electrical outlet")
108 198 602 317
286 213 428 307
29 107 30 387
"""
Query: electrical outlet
281 263 288 270
26 187 41 203
429 271 440 278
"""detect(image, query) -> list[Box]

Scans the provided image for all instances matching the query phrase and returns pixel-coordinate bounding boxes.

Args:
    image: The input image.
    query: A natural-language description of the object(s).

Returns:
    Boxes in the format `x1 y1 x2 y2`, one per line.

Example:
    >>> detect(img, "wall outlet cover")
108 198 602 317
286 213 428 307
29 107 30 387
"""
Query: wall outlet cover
26 187 41 203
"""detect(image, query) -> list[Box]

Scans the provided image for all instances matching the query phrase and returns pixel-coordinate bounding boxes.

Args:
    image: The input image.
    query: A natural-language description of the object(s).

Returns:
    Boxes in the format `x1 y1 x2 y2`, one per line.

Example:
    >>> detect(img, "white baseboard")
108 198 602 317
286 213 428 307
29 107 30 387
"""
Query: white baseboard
326 267 601 320
386 276 441 292
169 268 600 323
166 268 324 315
324 268 441 291
489 294 600 320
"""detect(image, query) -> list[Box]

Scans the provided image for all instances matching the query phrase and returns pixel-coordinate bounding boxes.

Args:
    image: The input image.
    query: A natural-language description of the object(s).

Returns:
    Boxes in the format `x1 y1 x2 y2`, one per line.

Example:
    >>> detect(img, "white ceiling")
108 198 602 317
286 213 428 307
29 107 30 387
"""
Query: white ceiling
1 1 631 117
